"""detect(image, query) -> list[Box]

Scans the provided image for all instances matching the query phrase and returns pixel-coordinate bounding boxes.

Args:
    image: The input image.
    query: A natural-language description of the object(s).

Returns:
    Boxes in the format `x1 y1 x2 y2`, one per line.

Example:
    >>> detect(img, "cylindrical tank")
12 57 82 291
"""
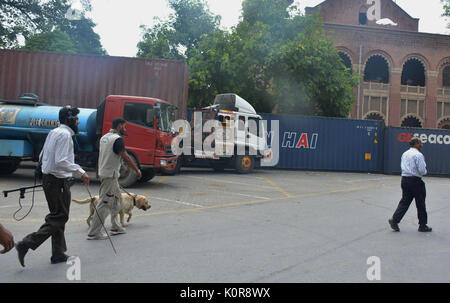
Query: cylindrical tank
0 104 97 153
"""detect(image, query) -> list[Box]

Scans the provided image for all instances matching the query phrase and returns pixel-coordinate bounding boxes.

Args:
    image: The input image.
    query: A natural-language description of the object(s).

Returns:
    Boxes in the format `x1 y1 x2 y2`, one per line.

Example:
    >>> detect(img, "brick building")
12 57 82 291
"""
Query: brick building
306 0 450 129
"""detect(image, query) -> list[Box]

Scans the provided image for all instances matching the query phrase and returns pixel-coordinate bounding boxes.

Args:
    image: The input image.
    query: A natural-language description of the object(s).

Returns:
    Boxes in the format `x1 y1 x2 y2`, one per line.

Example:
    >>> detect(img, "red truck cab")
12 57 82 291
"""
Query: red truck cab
100 95 177 186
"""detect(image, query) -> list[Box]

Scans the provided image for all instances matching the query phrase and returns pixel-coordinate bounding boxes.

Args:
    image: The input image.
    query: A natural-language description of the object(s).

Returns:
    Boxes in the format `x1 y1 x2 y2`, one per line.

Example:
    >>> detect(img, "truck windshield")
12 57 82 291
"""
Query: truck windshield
157 102 175 133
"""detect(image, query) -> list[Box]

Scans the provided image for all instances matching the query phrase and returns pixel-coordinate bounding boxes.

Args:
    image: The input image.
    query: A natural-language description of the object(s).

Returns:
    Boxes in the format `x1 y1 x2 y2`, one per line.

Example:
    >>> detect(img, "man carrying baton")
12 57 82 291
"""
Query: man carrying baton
15 106 90 267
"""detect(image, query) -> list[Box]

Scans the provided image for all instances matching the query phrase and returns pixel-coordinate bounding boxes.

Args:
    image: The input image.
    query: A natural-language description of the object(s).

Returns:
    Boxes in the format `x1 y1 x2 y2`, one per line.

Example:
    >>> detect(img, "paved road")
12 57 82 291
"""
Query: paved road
1 166 449 283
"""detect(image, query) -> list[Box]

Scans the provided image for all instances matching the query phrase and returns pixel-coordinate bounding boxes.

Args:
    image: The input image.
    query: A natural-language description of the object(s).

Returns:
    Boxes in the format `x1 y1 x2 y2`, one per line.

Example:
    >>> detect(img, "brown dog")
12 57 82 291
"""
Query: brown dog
72 193 151 227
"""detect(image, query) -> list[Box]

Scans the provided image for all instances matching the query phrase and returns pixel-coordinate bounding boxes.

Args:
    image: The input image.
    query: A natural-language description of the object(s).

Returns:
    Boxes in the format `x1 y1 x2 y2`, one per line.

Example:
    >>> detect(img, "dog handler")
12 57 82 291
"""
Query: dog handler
15 106 90 266
87 118 142 240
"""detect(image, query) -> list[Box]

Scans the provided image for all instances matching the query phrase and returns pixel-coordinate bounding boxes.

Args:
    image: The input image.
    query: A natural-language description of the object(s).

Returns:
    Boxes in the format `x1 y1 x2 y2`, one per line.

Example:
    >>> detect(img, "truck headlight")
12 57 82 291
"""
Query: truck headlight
160 160 168 166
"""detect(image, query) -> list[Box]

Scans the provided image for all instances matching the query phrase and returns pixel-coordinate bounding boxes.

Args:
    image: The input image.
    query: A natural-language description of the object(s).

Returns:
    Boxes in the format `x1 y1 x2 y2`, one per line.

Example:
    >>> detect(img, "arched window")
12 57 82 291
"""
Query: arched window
401 116 422 128
338 52 352 74
365 112 385 125
401 58 426 87
443 66 450 87
364 55 389 83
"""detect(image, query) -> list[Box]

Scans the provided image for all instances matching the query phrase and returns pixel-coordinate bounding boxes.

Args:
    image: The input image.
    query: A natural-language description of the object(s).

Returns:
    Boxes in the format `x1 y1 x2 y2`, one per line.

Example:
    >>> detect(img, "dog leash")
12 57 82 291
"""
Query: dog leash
84 185 117 255
120 186 137 206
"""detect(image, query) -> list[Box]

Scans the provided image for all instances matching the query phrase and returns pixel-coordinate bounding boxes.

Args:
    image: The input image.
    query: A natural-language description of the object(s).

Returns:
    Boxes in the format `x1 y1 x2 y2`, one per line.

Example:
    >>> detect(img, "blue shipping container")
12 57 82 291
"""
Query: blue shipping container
260 114 384 173
384 127 450 176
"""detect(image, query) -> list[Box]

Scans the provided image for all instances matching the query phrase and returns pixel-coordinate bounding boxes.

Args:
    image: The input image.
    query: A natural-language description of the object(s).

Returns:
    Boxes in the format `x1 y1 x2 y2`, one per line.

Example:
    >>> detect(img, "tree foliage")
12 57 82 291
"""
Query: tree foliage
57 17 106 55
137 0 220 60
1 0 105 55
138 0 359 117
22 17 105 55
22 29 76 53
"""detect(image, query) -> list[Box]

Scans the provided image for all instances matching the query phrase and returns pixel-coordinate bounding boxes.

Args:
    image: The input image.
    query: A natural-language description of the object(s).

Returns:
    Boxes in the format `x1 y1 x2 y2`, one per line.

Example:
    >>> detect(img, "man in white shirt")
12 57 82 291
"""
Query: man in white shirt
15 106 90 267
389 137 432 232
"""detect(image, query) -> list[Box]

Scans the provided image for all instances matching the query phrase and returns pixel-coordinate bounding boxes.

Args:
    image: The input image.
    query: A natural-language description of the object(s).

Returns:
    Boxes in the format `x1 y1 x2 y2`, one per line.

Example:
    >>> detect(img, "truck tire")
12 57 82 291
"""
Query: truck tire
140 169 156 182
0 159 21 175
118 153 139 188
234 155 255 174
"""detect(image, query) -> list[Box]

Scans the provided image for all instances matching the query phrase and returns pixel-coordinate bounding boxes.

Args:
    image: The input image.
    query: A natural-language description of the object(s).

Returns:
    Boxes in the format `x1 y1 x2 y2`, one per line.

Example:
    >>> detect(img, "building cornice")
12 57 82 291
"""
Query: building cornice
324 23 450 40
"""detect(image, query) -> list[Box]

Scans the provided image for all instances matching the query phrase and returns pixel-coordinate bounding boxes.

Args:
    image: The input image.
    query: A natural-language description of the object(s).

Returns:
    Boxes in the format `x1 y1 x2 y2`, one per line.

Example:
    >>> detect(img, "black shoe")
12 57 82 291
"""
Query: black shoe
50 254 70 264
418 225 432 232
389 219 400 232
15 241 29 267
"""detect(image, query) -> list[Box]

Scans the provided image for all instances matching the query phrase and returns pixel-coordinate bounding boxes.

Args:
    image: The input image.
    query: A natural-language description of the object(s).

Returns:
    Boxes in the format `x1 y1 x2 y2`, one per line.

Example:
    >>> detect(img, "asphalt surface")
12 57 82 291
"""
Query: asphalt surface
1 165 449 283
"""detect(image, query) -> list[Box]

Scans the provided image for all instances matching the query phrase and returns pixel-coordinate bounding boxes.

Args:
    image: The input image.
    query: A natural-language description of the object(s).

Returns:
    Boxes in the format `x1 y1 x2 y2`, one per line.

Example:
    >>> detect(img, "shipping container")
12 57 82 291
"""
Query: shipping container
260 114 384 172
0 49 189 118
384 127 450 176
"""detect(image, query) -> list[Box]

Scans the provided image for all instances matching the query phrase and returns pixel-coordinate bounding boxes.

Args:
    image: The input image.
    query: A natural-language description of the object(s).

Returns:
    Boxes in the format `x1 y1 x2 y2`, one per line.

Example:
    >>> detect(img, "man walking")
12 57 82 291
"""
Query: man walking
389 137 432 232
87 118 142 240
15 106 90 267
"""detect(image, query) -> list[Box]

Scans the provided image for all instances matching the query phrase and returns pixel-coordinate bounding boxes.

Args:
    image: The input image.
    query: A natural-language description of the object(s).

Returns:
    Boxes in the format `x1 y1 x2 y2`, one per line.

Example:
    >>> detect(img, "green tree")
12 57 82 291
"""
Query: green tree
0 0 88 48
139 0 359 117
188 30 246 108
191 0 358 116
22 17 106 55
1 0 104 55
137 0 220 60
22 30 76 53
59 18 106 55
137 22 182 59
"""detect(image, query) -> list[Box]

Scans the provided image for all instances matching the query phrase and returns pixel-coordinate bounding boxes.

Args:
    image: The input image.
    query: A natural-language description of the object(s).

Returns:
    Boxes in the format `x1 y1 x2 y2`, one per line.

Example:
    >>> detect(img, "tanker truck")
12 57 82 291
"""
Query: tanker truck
0 93 178 187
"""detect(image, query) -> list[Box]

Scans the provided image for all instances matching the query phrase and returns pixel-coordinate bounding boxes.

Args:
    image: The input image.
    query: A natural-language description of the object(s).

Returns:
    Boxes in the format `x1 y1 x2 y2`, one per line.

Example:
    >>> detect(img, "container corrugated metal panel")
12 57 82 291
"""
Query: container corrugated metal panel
0 49 189 118
384 127 450 176
261 114 384 172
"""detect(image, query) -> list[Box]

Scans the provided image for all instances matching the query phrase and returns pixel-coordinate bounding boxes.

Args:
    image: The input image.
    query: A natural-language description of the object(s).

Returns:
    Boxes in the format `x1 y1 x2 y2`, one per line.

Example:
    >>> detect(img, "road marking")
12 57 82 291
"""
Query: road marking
259 174 293 198
186 175 274 190
203 187 271 200
132 183 380 219
0 184 380 223
151 196 204 208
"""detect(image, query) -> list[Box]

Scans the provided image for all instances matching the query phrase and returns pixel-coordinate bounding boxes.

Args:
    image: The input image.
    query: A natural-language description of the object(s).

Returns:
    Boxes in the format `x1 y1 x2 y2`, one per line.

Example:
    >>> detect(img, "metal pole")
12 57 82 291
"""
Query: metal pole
357 44 363 119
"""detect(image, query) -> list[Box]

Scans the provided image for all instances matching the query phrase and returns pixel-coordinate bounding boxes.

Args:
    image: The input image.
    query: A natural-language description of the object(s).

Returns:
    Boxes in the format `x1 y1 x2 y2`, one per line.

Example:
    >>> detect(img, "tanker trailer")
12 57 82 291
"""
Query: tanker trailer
0 94 178 187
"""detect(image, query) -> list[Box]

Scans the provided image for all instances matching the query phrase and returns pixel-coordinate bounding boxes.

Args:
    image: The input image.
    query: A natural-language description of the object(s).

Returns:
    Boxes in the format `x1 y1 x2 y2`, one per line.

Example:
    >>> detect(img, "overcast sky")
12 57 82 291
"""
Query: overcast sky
86 0 450 58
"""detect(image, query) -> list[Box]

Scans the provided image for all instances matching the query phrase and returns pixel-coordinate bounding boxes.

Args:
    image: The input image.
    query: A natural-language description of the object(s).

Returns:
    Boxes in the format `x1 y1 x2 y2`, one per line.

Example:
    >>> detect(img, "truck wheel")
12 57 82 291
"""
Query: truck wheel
140 169 156 182
161 157 182 175
119 153 139 188
235 155 255 174
0 159 20 175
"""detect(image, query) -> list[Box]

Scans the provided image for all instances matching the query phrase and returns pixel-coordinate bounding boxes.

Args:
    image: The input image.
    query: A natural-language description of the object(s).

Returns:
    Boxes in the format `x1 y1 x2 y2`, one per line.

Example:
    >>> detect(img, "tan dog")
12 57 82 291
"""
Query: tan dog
72 193 151 227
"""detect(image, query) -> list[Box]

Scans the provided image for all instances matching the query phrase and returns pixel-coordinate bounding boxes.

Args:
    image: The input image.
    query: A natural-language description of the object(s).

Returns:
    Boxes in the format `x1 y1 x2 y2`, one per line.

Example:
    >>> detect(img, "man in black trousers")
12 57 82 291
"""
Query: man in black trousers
389 137 432 232
15 106 90 267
